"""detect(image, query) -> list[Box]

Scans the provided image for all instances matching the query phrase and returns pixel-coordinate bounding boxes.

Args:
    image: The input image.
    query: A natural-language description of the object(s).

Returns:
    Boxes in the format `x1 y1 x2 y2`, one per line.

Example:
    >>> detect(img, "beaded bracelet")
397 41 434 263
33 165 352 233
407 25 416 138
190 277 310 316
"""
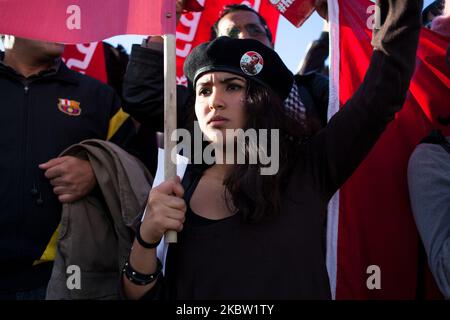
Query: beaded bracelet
122 258 162 286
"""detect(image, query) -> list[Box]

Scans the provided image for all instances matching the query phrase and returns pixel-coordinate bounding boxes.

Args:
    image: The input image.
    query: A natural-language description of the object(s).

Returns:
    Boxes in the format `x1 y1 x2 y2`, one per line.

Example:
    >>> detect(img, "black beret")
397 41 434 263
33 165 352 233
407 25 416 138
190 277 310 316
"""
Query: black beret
184 36 294 100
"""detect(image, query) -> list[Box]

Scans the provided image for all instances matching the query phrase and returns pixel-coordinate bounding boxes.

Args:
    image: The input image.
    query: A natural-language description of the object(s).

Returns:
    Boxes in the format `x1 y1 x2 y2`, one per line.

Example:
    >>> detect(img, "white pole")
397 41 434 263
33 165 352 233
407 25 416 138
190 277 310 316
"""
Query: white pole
163 33 178 243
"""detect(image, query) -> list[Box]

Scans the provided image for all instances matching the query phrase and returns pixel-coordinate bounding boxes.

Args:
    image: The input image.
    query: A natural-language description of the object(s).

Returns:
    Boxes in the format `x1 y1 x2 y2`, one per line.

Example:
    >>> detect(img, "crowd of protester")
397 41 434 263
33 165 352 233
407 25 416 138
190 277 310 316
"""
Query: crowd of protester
0 0 448 300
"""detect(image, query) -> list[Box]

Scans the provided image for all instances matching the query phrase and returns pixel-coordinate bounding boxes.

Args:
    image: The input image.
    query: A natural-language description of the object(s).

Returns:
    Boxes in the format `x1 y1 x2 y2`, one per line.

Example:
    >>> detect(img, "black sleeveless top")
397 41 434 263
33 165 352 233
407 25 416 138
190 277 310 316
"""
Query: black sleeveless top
146 163 331 300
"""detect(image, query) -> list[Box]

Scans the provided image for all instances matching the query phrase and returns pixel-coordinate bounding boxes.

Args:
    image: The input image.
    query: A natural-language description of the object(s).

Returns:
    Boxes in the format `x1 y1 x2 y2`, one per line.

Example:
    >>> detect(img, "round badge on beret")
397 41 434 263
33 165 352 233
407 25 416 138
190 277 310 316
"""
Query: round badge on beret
240 51 264 76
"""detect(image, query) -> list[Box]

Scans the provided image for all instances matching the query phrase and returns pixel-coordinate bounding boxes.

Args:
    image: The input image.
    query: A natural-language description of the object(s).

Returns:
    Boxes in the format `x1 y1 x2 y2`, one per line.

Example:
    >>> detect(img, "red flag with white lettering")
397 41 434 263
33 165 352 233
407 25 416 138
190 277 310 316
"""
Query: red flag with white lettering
63 43 107 83
268 0 315 27
0 0 176 43
327 0 449 299
175 0 280 84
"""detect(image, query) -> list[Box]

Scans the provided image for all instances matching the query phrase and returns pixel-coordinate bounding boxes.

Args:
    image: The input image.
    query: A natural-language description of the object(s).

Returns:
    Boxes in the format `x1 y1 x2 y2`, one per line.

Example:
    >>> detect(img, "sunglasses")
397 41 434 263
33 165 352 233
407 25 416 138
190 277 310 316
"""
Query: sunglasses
223 24 267 39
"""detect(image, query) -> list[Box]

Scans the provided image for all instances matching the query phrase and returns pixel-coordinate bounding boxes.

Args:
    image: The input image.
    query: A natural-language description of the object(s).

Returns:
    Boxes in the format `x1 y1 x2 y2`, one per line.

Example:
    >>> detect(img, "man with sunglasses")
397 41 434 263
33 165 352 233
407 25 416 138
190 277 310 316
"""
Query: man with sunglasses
211 4 274 48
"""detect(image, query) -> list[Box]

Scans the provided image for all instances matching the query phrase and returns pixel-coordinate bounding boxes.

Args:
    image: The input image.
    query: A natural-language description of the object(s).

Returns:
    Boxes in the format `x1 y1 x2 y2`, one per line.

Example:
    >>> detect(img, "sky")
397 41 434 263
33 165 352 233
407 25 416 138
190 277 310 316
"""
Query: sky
0 0 435 74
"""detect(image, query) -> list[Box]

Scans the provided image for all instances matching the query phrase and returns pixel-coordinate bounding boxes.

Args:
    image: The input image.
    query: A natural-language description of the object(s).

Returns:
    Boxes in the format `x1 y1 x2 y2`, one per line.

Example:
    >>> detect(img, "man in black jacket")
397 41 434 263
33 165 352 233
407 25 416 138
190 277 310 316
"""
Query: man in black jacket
0 36 133 299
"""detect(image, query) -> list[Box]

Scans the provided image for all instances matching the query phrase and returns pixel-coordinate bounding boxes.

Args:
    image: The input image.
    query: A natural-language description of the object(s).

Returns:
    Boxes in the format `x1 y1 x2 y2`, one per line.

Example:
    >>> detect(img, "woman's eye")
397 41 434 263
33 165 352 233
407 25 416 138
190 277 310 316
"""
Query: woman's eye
198 87 211 96
228 83 243 91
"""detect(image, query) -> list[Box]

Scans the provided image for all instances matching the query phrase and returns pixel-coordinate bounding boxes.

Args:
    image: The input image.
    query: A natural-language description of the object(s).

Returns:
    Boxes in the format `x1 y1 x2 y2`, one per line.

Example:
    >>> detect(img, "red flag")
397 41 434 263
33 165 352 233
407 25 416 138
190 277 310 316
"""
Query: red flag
0 0 176 44
268 0 315 27
175 0 280 84
62 43 107 83
327 0 449 299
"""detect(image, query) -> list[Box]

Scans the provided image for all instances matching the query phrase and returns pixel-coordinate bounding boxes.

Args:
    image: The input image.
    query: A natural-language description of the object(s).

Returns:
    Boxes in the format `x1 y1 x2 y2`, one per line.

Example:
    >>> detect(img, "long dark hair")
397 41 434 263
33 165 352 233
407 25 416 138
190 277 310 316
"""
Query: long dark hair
187 80 308 223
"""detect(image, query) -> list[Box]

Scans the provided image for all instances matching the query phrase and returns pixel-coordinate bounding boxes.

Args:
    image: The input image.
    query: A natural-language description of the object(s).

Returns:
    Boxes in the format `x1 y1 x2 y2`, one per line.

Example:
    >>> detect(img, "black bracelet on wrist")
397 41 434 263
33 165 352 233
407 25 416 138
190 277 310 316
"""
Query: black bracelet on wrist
136 221 161 249
122 258 162 286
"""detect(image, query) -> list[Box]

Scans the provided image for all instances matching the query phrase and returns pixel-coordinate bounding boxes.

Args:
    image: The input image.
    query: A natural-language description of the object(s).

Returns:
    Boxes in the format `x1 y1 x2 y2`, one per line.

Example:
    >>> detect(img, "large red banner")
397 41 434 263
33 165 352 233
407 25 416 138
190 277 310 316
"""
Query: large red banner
175 0 280 84
0 0 176 43
330 0 449 299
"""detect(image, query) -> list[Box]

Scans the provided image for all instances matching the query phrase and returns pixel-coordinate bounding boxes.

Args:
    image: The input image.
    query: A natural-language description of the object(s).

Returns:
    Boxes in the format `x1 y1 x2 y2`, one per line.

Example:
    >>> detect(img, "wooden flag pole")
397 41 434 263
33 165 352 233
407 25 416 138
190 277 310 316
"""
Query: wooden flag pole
163 33 178 243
